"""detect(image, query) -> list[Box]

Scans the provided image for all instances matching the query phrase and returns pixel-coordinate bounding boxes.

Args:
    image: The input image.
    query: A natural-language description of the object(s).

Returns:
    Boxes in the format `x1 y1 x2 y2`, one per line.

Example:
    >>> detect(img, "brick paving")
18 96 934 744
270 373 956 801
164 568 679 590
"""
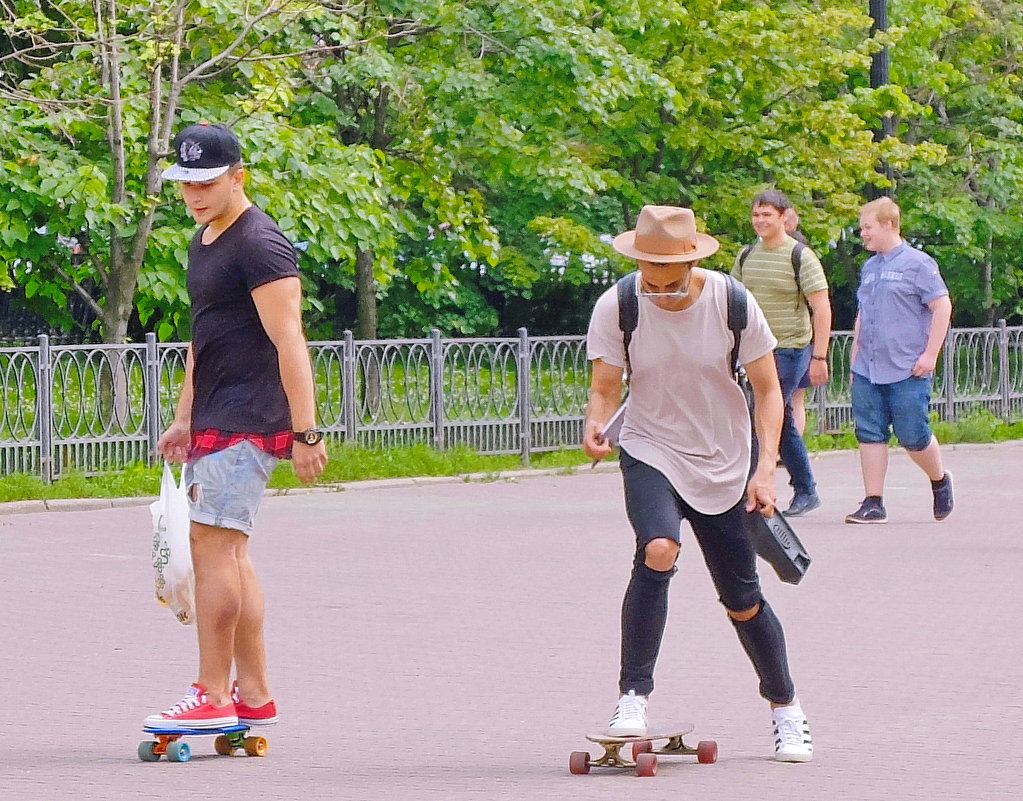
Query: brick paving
1 442 1020 800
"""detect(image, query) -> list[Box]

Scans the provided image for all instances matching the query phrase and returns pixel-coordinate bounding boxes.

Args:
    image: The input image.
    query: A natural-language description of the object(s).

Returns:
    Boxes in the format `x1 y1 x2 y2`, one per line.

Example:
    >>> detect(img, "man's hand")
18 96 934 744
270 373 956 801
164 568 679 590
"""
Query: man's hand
912 352 938 376
582 421 614 462
583 358 625 464
292 440 328 483
808 358 830 387
157 420 191 463
746 462 777 517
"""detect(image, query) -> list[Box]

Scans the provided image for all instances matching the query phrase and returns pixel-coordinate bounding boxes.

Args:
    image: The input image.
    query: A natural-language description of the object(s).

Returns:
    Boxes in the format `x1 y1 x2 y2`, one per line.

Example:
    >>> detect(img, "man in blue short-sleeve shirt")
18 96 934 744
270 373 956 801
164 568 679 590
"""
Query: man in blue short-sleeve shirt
845 197 954 524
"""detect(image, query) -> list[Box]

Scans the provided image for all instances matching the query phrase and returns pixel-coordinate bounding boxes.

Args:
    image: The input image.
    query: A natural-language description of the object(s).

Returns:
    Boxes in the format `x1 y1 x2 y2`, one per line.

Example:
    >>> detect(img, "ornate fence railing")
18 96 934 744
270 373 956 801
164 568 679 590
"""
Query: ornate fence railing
1 324 1021 481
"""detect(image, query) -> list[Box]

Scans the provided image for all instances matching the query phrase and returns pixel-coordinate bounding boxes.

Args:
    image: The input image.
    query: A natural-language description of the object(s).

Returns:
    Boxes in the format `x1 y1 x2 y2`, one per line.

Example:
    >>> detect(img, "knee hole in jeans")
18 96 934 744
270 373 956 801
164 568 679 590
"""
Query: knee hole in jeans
643 538 680 572
726 602 762 622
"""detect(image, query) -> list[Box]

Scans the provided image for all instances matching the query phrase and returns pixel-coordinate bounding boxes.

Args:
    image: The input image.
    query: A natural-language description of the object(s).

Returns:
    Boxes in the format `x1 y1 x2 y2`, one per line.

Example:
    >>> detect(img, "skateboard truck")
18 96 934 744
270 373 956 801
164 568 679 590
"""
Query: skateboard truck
138 723 267 763
570 725 717 777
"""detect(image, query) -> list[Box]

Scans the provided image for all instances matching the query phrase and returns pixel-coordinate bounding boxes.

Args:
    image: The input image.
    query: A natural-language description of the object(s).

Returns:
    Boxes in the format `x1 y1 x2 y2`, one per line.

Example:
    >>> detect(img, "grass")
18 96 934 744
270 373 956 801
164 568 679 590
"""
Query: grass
0 444 593 504
804 407 1023 451
1 408 1020 504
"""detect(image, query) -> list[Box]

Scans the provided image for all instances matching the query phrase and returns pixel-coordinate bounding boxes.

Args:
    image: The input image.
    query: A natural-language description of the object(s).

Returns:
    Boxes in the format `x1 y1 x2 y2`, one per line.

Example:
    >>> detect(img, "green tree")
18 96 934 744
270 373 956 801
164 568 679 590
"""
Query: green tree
883 0 1023 325
288 0 650 337
4 0 1022 341
0 1 390 342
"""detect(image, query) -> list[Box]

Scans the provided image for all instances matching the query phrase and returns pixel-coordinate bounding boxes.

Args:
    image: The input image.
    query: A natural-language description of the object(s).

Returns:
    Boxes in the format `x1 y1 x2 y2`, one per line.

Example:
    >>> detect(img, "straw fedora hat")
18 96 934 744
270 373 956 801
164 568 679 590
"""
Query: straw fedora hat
612 205 720 262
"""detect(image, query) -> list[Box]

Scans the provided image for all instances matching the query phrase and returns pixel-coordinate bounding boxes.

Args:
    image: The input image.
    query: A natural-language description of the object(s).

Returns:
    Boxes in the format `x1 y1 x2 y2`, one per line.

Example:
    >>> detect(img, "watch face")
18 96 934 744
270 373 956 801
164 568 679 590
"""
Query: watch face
296 429 322 445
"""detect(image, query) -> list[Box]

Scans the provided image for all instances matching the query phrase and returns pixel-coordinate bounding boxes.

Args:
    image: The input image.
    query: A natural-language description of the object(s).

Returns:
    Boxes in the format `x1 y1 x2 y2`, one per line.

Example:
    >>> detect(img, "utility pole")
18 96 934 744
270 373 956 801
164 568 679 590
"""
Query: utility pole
869 0 895 195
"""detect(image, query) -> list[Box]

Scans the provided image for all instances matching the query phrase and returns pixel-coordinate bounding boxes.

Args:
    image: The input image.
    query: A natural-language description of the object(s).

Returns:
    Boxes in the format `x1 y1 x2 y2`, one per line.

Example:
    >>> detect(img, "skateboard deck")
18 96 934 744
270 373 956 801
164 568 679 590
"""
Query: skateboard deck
138 723 268 763
570 723 717 777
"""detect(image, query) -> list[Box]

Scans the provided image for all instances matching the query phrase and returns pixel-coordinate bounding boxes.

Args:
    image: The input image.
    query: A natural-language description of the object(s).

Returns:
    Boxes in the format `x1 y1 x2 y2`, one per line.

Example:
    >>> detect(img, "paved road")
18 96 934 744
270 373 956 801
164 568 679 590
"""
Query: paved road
1 442 1020 800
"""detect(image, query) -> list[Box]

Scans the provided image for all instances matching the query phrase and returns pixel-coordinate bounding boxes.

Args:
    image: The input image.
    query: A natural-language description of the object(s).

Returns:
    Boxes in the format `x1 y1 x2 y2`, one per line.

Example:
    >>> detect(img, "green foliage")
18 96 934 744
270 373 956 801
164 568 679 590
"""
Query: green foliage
804 422 860 452
931 406 1014 444
804 407 1023 451
884 0 1023 325
3 0 1023 340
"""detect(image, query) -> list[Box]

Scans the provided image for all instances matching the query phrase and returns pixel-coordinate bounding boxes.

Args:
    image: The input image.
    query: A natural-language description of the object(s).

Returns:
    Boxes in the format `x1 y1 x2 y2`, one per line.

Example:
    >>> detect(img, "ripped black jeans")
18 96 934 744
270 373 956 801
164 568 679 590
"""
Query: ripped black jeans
618 449 796 703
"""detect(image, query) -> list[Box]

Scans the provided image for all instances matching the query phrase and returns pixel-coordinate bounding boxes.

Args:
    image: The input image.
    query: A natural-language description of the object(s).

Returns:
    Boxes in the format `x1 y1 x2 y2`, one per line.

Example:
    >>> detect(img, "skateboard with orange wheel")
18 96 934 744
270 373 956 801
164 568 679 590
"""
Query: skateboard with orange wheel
569 724 718 777
138 723 268 763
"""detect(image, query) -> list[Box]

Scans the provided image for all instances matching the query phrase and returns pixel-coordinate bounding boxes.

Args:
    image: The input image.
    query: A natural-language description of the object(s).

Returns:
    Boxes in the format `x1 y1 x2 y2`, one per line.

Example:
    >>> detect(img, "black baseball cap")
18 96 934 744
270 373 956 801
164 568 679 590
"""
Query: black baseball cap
162 122 242 182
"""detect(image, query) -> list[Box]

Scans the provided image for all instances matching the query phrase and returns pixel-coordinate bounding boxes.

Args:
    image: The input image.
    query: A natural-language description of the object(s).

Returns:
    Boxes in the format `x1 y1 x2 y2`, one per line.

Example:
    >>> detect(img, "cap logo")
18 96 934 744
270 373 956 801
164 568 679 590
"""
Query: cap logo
179 140 203 163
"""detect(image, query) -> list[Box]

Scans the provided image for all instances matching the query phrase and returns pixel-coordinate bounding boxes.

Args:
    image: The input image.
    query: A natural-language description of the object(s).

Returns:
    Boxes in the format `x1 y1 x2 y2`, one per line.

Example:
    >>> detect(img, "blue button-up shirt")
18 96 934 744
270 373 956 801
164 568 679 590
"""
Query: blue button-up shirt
852 241 949 385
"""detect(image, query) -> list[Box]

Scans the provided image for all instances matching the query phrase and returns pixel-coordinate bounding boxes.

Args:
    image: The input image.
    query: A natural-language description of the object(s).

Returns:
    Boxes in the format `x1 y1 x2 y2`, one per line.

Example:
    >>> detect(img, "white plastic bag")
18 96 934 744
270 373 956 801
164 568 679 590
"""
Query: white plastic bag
150 463 195 625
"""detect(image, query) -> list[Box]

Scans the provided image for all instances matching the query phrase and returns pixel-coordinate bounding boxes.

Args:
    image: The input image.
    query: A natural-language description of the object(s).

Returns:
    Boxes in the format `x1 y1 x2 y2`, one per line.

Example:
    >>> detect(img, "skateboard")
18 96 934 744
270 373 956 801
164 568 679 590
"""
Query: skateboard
138 723 268 763
569 724 718 777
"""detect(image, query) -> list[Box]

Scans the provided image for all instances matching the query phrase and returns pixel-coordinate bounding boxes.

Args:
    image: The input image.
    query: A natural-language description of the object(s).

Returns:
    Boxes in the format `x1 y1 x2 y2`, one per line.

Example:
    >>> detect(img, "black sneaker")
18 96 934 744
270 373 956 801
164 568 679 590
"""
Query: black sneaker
845 498 887 524
782 493 821 518
932 471 954 521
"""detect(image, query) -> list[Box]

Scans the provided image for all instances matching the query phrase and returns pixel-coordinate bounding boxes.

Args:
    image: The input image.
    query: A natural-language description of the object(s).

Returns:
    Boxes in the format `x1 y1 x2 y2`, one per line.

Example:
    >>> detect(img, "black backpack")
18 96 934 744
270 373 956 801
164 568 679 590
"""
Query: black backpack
615 271 748 383
737 240 806 311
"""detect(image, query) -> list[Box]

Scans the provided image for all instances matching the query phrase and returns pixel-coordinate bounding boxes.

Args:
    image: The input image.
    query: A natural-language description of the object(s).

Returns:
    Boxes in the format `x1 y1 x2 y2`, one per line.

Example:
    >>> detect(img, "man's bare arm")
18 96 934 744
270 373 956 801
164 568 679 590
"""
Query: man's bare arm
251 276 327 483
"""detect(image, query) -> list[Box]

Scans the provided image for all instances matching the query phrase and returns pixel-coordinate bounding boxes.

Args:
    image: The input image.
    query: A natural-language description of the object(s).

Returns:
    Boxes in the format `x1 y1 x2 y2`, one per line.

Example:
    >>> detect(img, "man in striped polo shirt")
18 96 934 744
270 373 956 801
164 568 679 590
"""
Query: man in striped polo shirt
732 190 833 517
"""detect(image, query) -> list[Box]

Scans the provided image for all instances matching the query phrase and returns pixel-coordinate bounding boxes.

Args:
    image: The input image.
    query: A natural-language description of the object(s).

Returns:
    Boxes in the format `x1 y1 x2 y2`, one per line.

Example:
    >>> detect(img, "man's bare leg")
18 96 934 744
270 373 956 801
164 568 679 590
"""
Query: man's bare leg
191 521 245 707
233 545 273 707
905 435 945 481
858 442 889 497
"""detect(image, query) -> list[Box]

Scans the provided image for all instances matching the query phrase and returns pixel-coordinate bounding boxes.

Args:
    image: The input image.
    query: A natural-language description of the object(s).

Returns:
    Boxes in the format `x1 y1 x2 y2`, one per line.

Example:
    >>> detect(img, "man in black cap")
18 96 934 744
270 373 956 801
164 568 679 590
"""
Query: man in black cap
145 122 328 732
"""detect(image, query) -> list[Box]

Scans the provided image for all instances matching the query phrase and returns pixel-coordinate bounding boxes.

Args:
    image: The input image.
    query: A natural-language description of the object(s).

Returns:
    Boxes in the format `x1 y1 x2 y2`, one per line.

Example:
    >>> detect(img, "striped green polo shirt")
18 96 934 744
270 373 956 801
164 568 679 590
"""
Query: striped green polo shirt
731 237 828 349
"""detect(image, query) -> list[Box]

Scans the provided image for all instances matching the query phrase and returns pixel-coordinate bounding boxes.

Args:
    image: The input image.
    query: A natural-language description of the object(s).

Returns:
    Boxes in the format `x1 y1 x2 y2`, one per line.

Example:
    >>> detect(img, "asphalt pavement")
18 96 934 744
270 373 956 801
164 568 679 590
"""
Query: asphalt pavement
1 441 1020 800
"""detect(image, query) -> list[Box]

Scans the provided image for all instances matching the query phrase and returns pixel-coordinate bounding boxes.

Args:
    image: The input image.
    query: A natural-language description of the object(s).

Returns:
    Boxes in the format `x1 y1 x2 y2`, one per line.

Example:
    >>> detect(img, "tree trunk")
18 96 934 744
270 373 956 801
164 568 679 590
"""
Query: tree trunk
982 229 994 327
354 246 381 415
354 246 377 339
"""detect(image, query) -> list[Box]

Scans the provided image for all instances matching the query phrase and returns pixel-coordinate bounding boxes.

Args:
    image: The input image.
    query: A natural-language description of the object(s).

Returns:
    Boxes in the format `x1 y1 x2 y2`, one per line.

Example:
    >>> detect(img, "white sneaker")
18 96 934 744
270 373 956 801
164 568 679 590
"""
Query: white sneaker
607 690 648 736
772 701 813 762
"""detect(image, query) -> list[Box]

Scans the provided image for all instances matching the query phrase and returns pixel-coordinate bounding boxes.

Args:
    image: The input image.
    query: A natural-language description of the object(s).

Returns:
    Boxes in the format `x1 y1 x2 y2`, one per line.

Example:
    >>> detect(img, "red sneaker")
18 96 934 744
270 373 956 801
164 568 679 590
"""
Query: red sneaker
232 683 279 726
144 683 238 731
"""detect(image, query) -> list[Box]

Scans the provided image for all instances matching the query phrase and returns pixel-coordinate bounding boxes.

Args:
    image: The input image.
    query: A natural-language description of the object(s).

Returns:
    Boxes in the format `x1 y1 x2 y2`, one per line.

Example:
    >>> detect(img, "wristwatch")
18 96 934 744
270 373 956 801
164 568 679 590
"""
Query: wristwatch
292 428 324 446
811 355 828 362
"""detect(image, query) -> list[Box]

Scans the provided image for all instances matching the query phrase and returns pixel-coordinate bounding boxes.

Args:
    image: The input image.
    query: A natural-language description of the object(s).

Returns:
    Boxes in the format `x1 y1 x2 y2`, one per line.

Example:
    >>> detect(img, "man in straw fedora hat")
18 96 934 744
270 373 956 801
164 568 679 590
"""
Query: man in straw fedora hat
583 205 813 762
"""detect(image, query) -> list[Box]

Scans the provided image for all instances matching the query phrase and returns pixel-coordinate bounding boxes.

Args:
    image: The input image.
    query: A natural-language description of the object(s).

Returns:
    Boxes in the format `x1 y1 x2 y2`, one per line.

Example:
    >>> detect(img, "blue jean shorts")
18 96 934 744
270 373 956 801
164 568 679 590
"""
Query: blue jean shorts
184 440 278 535
851 373 934 451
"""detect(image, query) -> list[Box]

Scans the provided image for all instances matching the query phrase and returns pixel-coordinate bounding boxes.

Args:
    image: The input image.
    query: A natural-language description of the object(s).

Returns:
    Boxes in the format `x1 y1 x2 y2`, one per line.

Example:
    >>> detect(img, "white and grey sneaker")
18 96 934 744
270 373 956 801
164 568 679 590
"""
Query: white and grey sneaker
607 689 648 737
772 700 813 762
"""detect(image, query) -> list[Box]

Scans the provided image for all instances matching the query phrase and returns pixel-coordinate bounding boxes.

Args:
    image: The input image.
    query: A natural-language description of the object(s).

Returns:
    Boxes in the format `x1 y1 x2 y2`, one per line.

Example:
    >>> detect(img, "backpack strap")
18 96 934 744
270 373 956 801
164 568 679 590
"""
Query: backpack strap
790 241 806 310
723 272 748 379
618 270 748 381
737 243 754 270
615 271 639 381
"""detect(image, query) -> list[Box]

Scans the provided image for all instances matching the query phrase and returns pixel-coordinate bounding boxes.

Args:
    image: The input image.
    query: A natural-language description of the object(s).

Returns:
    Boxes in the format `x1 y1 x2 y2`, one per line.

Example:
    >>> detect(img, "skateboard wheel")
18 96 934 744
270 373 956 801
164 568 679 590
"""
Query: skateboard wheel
214 735 235 756
243 735 268 757
631 740 653 759
568 751 591 775
138 741 161 762
167 741 191 763
635 752 657 777
696 740 718 764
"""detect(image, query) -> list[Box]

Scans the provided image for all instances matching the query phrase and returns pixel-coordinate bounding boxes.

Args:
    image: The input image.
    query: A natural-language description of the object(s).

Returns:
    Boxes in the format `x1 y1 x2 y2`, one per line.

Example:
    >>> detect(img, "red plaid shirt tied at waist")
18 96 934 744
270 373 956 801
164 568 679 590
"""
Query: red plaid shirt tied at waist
189 429 293 460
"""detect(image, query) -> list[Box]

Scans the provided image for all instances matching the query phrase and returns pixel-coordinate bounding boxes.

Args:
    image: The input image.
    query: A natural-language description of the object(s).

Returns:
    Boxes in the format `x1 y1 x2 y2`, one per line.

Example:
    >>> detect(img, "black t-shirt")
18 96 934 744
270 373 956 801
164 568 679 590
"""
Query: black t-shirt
187 206 299 433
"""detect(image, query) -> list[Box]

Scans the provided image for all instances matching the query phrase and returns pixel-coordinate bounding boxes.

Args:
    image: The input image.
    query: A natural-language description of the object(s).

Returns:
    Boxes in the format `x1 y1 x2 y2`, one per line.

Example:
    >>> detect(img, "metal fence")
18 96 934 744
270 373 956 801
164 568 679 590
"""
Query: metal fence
2 324 1021 481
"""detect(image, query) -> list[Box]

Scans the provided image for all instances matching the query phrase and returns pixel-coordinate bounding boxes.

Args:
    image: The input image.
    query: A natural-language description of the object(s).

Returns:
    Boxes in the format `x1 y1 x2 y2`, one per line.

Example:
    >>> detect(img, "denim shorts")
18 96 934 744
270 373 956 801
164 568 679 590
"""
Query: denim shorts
851 373 933 451
184 440 278 535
